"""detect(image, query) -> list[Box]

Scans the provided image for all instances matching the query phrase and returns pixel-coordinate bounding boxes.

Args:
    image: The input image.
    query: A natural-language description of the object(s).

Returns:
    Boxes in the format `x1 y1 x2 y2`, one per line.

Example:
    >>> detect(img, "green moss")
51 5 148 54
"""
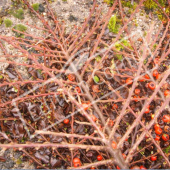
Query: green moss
116 54 123 61
144 0 166 10
121 1 137 10
0 18 3 26
104 0 113 6
12 24 27 37
32 3 39 11
95 56 101 62
13 24 27 32
16 158 22 165
13 8 24 20
108 14 120 33
114 39 131 51
163 145 170 154
4 19 13 27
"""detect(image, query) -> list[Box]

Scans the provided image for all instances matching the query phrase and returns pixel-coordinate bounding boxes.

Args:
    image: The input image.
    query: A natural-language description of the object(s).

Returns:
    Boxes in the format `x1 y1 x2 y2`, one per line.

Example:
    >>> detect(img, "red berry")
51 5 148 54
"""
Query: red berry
145 108 150 114
75 86 81 93
91 115 97 122
162 134 169 141
153 70 159 77
140 165 146 169
154 124 160 130
150 156 157 161
162 115 170 122
155 135 160 141
126 78 133 85
63 119 69 124
74 162 81 167
108 120 114 127
111 141 117 149
81 103 90 111
144 74 150 79
97 155 103 161
147 105 150 109
116 166 121 169
148 82 155 90
156 73 160 80
164 90 170 97
73 158 81 164
139 77 145 82
135 89 140 95
68 74 75 81
155 127 162 135
122 153 126 159
112 104 118 109
133 95 139 102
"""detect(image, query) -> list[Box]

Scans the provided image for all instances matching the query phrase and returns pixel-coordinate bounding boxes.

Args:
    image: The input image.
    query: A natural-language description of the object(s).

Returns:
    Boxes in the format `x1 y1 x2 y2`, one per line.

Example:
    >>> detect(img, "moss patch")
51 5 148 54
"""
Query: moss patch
12 24 27 37
32 3 39 11
4 19 13 27
13 8 24 20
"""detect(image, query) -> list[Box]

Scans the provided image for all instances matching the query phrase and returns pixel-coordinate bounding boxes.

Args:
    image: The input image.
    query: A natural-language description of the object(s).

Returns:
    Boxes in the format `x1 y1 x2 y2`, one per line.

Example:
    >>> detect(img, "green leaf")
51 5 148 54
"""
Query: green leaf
0 75 3 79
93 75 100 83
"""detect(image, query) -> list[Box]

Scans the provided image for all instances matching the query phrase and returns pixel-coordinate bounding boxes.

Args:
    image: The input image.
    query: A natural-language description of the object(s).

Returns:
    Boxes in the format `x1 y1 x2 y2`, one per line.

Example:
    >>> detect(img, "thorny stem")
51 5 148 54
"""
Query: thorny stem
35 130 103 142
0 143 107 151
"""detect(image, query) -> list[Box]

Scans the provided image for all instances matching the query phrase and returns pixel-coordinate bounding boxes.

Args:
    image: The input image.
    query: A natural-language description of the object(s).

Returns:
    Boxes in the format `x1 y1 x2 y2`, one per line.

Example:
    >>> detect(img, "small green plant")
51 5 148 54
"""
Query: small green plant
108 14 119 33
12 24 27 37
13 8 24 19
32 3 39 11
4 19 13 27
